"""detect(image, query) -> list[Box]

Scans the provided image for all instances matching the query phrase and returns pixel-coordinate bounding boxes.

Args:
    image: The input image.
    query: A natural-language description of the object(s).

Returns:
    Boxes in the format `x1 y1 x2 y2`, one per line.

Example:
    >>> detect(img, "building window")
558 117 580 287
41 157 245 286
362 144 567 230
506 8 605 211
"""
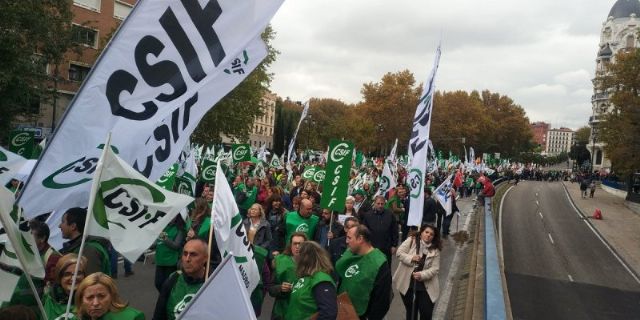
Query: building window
627 35 635 49
114 1 133 20
69 63 91 82
72 25 98 48
74 0 101 12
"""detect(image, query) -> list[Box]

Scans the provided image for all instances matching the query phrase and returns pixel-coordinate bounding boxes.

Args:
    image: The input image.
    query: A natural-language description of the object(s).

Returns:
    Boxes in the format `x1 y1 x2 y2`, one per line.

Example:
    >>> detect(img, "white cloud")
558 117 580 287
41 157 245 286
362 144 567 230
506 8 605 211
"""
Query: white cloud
269 0 617 130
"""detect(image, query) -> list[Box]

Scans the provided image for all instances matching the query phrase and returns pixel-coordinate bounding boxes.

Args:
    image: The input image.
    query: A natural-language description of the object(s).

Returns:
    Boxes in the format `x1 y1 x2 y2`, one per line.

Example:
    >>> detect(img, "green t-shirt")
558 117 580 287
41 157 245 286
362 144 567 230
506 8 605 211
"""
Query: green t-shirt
335 248 387 316
99 306 145 320
286 272 335 320
155 223 185 267
272 254 297 319
166 272 204 320
284 212 319 245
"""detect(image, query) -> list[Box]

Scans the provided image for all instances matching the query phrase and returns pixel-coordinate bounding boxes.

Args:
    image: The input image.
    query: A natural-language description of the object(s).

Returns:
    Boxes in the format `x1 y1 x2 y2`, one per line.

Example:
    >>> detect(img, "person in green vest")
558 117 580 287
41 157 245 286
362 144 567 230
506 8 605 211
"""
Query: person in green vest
152 239 208 320
284 199 319 246
269 232 307 320
285 241 337 320
58 208 111 276
154 215 187 292
43 253 87 320
75 272 144 320
336 224 391 320
234 177 258 218
185 198 210 241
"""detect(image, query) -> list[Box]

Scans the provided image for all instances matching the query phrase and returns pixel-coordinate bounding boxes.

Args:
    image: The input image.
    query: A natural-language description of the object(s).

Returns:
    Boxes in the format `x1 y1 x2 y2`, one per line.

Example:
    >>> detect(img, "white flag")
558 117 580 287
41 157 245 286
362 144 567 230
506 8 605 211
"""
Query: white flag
177 255 256 320
0 188 45 278
19 0 282 219
376 161 397 197
87 143 193 262
388 138 398 163
0 268 20 306
212 161 260 294
0 147 27 187
407 45 441 227
433 175 454 217
287 101 310 163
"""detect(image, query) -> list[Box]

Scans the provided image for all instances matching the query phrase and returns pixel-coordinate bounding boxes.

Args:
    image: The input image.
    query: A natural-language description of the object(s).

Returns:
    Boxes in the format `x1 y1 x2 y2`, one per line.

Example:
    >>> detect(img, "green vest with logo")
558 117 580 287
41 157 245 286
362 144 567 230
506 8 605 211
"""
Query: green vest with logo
286 272 335 320
155 223 183 267
166 272 204 320
237 183 258 210
335 248 387 315
43 288 77 320
272 254 297 319
284 212 319 245
100 306 145 320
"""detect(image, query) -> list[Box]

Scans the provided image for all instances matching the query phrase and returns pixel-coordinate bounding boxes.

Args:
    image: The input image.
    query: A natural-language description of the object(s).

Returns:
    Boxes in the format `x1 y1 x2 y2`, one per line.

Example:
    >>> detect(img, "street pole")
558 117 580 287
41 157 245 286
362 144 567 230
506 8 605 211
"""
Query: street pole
591 135 596 174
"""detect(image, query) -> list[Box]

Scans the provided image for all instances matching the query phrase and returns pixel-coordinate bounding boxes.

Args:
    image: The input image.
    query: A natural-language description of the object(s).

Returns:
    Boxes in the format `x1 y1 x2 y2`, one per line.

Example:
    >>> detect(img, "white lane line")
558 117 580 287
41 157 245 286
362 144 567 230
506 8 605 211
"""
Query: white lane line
548 233 555 245
538 212 543 219
563 185 640 285
536 193 538 197
568 274 574 282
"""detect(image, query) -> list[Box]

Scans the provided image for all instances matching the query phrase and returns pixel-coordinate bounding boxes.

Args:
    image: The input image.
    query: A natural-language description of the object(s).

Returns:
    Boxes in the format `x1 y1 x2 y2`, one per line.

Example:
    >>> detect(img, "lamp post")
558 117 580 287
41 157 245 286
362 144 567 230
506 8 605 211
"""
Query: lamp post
591 132 598 174
376 124 384 157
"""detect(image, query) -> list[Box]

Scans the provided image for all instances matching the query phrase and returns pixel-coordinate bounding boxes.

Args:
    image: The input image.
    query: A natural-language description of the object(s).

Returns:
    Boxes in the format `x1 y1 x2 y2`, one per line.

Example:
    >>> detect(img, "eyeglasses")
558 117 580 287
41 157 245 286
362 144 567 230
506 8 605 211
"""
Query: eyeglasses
62 271 85 278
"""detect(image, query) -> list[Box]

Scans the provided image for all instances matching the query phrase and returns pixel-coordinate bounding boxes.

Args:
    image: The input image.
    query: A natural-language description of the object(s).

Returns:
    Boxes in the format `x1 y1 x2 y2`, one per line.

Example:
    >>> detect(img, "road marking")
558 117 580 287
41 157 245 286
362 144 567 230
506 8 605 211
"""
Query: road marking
568 274 574 282
498 185 515 266
538 212 543 219
548 233 555 245
536 193 538 197
536 200 539 206
563 184 640 285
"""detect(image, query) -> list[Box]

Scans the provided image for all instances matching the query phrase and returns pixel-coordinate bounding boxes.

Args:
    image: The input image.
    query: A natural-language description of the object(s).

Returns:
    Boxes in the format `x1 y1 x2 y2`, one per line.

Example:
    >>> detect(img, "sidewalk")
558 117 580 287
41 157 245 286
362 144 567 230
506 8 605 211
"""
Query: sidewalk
563 181 640 278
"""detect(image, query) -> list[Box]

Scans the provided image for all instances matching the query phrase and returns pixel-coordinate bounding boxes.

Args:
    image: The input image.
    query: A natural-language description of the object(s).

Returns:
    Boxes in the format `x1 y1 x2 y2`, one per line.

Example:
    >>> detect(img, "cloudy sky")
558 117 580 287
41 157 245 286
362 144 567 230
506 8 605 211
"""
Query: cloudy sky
268 0 618 130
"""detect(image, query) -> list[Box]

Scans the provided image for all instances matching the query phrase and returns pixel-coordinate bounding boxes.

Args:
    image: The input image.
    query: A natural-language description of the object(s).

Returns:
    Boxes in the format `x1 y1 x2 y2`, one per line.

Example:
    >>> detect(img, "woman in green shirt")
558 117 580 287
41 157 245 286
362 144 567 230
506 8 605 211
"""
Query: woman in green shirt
43 253 86 320
269 232 307 320
154 215 186 291
75 272 144 320
186 198 210 241
286 241 337 320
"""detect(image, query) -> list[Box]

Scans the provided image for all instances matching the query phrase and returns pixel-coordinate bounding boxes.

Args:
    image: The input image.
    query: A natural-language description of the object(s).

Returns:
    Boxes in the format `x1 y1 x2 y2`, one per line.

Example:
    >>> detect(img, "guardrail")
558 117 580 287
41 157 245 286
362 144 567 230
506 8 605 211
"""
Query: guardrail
485 177 508 319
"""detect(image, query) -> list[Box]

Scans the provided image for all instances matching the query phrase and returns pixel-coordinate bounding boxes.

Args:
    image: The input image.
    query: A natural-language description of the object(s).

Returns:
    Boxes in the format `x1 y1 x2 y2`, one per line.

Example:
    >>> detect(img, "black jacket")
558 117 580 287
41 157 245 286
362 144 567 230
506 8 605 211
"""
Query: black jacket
362 208 398 253
423 196 437 224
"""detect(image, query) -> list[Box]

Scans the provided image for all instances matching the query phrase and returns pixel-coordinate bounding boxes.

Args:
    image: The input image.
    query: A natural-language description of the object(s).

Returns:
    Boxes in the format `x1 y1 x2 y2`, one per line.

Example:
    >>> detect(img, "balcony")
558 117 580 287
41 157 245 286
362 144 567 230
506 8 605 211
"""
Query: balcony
591 92 609 101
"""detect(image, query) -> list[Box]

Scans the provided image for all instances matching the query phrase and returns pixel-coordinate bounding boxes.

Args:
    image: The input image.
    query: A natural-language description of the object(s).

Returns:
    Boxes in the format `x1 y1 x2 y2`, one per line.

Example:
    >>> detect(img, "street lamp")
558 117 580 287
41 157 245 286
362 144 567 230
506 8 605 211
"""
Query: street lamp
376 124 384 156
591 132 598 174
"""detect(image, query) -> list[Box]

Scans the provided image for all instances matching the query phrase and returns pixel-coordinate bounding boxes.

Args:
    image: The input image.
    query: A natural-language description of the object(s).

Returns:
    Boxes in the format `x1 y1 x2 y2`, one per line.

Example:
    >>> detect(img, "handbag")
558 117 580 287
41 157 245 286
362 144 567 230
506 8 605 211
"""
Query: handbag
310 292 359 320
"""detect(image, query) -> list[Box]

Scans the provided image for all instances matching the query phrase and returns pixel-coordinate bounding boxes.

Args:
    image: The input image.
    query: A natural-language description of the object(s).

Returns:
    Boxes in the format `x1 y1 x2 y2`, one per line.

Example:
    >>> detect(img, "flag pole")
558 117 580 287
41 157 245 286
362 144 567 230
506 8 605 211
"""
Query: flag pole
0 207 48 320
205 160 222 281
64 132 111 319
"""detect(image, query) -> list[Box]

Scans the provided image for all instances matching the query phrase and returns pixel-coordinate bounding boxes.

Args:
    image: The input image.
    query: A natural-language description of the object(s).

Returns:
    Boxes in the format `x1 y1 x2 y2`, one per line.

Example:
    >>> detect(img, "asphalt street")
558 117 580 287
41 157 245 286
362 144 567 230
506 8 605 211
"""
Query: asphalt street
501 181 640 320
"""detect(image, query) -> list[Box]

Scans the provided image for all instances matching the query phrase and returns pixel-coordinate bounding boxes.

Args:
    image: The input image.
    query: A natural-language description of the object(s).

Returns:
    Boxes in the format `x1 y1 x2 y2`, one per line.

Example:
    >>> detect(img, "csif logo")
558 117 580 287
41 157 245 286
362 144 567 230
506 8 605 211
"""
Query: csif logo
379 176 390 192
11 132 30 147
173 294 195 317
345 264 360 278
330 143 351 162
408 168 423 199
302 167 316 179
43 144 119 190
295 223 309 233
292 278 305 293
201 165 216 181
313 170 326 182
233 145 249 161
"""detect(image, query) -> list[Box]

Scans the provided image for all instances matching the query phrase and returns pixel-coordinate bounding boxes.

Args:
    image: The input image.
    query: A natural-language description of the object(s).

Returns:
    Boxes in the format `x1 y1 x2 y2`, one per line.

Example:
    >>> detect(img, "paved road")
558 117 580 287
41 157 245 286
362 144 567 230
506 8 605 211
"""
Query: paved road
501 181 640 320
112 199 474 319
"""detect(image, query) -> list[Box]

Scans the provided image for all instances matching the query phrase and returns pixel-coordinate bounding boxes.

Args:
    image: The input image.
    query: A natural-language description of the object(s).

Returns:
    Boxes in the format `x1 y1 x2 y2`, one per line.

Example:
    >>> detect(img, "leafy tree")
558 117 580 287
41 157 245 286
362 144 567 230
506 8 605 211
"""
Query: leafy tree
569 126 591 165
0 0 74 144
273 98 302 155
598 49 640 177
192 26 279 144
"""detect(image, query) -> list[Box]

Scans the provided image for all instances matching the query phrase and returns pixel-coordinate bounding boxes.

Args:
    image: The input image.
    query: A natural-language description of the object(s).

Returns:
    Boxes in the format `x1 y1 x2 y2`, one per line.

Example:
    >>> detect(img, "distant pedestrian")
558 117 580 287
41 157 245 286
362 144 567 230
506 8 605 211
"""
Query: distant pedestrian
580 179 589 198
589 181 596 198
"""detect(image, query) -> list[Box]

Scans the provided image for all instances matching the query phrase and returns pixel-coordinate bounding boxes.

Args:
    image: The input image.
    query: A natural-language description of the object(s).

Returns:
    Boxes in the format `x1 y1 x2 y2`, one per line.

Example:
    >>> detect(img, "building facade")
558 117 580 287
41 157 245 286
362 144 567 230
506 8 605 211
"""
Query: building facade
589 0 640 170
530 121 550 150
15 0 135 141
545 128 575 155
249 92 277 149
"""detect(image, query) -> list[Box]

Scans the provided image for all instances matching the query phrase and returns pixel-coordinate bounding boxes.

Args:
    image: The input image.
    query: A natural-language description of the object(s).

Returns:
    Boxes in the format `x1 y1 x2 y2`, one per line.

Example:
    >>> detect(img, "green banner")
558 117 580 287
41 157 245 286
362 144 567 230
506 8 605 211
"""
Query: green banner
9 130 34 158
232 144 251 163
320 140 353 212
200 159 217 183
176 173 195 197
156 163 178 191
312 169 326 183
302 166 318 181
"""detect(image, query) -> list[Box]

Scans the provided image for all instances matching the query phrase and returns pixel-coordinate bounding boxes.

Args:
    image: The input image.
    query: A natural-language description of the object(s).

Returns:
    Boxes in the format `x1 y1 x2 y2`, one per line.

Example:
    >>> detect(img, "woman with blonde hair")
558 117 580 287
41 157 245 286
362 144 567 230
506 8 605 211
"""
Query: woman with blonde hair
285 241 337 320
75 272 144 320
243 203 272 249
43 254 86 320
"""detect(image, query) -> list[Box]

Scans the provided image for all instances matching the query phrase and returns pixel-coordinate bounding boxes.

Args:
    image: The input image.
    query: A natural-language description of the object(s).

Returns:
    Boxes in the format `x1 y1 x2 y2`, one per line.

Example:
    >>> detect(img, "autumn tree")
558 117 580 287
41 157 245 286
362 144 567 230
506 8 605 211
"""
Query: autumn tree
359 70 421 155
192 26 279 144
272 98 302 155
598 49 640 177
0 0 75 144
569 126 591 166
